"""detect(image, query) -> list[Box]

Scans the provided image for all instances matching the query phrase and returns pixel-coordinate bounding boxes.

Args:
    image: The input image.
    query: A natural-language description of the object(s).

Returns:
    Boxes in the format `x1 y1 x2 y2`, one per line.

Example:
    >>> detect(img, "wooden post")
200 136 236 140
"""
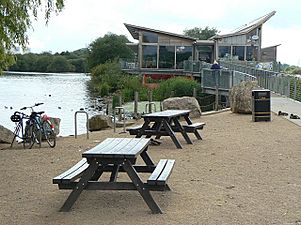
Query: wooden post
215 70 219 111
193 88 197 98
170 91 175 97
118 95 122 121
148 90 153 113
134 91 139 119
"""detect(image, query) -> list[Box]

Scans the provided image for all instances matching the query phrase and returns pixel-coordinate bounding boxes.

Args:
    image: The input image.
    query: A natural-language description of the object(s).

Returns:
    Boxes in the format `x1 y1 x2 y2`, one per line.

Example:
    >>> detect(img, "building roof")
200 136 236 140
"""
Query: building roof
124 23 197 41
210 11 276 39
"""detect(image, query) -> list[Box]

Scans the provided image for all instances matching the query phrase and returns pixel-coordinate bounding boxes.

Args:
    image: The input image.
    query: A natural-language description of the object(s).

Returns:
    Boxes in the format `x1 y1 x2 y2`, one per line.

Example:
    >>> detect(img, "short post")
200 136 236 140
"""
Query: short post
134 91 139 118
193 88 197 98
113 107 125 133
118 95 122 121
148 90 153 113
145 102 156 114
170 90 175 97
74 110 89 139
215 70 219 111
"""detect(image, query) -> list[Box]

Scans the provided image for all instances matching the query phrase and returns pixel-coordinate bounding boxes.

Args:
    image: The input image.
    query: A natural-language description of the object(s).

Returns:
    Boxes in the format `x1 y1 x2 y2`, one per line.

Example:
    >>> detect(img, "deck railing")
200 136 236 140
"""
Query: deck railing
220 61 301 102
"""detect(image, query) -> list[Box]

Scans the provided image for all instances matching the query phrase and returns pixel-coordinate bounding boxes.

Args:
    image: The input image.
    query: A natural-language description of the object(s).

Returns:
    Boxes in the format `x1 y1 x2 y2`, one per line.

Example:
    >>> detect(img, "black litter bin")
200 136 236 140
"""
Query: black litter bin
252 89 271 122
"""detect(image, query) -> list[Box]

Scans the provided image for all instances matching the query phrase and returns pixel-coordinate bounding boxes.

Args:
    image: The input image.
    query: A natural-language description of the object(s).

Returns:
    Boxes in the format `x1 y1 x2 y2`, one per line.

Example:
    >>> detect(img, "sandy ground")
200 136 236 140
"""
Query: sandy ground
1 111 301 225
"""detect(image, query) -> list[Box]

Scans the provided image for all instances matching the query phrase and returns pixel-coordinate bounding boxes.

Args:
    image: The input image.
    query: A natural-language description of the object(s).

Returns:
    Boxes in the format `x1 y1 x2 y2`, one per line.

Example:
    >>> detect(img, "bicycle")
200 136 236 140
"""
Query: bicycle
10 111 33 149
10 103 56 149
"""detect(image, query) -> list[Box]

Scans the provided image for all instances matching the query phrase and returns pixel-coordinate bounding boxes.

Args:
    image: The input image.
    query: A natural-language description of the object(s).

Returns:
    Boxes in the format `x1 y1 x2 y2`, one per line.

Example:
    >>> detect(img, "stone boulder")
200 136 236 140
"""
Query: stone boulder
229 80 258 114
88 115 113 132
0 125 14 144
162 96 201 118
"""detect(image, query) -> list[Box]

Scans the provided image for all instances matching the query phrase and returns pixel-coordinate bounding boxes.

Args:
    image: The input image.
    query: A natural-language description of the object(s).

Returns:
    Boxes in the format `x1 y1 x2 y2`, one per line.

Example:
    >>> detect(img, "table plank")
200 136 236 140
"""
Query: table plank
82 138 150 159
142 110 190 119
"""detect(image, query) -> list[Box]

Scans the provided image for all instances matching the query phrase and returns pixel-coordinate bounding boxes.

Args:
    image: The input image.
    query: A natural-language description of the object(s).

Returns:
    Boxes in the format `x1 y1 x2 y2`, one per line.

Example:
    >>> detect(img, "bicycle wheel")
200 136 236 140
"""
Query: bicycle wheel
24 123 35 149
31 123 42 148
42 120 56 148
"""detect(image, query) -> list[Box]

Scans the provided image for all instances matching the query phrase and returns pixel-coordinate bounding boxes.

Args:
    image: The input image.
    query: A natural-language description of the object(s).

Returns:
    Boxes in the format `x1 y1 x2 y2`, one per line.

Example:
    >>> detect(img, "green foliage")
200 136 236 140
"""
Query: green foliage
0 0 65 72
153 77 200 101
90 61 125 92
183 26 219 40
284 65 301 75
46 55 75 72
8 49 87 73
87 33 134 70
100 82 110 97
89 61 149 102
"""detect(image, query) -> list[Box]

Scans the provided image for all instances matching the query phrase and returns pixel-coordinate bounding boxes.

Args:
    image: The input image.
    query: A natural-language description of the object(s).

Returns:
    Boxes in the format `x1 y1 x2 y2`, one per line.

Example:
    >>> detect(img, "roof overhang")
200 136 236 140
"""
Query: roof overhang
210 11 276 40
124 23 196 41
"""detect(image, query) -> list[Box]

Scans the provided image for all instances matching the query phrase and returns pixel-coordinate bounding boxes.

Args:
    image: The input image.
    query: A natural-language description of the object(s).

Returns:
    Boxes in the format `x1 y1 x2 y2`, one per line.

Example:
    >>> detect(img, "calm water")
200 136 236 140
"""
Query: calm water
0 72 99 136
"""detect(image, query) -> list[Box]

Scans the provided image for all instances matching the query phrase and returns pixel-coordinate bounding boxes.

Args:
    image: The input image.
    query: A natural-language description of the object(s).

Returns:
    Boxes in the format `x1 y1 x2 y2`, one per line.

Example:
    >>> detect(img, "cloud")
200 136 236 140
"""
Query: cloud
26 0 300 65
263 26 301 65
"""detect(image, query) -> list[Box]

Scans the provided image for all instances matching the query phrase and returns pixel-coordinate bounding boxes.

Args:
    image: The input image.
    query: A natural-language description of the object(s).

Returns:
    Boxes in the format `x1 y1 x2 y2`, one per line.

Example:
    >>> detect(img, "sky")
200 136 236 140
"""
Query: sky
27 0 301 66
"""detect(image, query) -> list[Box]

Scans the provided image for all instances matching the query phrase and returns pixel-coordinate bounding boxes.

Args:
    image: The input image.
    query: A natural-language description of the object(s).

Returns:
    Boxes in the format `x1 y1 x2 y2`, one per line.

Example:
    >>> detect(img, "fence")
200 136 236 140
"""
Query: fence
220 61 301 102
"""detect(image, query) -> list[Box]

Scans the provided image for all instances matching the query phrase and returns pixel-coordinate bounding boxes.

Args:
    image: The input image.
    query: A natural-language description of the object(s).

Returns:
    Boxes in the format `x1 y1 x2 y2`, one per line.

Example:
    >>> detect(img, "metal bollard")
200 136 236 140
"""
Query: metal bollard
113 107 126 133
145 102 156 114
74 110 89 139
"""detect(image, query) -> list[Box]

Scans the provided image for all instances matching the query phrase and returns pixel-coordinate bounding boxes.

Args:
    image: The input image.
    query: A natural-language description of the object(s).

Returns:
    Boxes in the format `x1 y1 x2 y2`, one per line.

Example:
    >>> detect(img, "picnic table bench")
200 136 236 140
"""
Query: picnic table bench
53 138 175 214
127 110 205 148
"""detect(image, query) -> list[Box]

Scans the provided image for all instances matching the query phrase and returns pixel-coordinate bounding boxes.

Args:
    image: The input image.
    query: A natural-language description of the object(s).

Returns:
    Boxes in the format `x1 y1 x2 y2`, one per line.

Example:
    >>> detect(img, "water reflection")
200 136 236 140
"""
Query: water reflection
0 72 102 136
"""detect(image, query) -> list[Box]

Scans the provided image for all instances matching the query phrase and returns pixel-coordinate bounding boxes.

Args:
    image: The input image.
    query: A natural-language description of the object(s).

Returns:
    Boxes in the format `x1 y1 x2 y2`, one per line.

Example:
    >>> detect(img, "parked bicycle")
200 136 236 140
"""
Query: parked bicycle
10 103 56 149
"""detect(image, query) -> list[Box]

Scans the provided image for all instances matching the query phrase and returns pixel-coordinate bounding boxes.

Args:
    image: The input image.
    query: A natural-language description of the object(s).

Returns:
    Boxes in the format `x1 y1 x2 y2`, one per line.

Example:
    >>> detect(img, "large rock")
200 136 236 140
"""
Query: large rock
88 115 113 132
162 96 202 118
229 80 258 114
0 125 14 144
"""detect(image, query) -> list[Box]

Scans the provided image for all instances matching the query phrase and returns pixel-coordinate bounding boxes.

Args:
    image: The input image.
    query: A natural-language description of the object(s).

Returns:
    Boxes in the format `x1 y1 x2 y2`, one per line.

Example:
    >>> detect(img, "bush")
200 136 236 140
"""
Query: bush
100 82 110 96
153 77 200 101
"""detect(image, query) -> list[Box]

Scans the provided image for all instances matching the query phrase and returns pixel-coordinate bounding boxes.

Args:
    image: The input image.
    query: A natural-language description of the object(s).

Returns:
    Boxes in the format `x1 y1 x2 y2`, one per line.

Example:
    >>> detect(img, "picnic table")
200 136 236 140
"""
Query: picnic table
53 138 175 214
127 110 205 149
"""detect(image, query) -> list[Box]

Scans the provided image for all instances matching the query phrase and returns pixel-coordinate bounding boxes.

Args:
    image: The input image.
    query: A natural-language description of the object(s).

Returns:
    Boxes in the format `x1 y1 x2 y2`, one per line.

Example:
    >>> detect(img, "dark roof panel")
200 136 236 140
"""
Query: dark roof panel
124 23 196 41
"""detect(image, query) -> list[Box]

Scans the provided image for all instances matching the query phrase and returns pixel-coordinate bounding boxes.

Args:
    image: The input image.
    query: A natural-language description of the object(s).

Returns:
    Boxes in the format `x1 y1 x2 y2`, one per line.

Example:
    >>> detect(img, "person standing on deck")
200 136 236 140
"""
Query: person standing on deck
211 60 221 69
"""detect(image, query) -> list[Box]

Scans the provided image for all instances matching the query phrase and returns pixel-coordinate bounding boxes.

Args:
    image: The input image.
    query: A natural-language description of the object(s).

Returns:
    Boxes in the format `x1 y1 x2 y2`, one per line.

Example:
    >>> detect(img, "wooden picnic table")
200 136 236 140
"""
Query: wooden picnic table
127 110 205 149
53 138 175 214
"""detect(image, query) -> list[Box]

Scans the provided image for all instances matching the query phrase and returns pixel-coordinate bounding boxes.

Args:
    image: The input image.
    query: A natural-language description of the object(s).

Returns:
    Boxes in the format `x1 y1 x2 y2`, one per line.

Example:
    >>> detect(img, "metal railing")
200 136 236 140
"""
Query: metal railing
220 61 301 102
201 68 256 92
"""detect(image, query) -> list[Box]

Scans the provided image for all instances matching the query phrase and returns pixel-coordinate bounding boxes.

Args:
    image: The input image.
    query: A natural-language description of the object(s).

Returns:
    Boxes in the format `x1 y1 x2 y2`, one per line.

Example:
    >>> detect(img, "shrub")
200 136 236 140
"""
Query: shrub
153 77 200 101
100 82 110 96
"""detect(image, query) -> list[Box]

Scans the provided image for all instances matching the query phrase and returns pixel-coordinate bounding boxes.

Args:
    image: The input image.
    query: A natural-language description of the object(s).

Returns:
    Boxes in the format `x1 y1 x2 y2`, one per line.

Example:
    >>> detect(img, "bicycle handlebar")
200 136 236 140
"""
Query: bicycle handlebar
20 102 44 111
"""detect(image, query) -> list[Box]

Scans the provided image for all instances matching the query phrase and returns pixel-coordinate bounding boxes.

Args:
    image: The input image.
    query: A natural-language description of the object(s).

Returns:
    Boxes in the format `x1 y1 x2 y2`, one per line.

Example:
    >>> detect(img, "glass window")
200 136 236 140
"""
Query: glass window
142 45 157 68
142 32 158 43
246 46 258 61
197 45 213 63
218 46 231 59
176 46 192 69
159 46 175 69
232 46 245 60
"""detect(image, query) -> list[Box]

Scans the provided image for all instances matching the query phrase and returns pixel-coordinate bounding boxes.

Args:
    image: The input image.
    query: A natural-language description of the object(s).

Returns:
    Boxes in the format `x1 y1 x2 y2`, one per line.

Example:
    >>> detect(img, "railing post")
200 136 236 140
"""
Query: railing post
215 70 219 111
134 91 139 119
293 77 297 100
113 107 125 133
74 110 89 139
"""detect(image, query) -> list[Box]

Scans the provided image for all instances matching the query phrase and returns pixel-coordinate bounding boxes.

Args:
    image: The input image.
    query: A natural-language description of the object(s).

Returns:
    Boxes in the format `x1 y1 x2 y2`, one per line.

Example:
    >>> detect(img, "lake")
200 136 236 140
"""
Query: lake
0 72 102 137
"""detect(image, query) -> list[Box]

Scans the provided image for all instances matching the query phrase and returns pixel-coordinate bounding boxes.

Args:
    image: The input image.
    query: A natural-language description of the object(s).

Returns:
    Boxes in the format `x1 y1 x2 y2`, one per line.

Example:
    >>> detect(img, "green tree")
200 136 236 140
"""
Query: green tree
87 33 134 70
47 55 75 72
183 26 219 40
0 0 65 72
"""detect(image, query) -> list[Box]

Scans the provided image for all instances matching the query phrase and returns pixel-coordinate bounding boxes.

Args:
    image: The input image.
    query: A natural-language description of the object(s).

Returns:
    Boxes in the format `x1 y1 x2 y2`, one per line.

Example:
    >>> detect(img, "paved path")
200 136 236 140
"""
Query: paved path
271 93 301 127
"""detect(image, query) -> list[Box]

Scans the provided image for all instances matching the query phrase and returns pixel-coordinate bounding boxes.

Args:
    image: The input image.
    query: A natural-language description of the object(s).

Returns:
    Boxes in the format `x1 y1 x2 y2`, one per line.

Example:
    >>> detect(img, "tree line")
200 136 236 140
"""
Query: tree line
9 48 89 73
